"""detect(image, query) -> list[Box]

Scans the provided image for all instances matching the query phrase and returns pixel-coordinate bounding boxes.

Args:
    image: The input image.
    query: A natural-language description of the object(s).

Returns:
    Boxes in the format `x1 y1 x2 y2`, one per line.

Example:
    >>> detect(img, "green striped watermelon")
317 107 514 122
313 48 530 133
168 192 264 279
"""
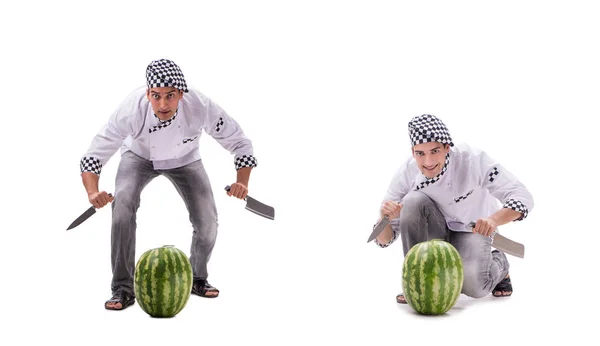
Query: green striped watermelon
402 239 463 315
134 245 193 318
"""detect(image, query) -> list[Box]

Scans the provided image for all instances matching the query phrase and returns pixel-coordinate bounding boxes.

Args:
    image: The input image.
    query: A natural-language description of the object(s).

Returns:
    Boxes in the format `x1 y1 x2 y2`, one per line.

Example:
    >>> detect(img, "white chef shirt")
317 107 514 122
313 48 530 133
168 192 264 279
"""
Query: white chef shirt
79 86 257 174
375 143 534 248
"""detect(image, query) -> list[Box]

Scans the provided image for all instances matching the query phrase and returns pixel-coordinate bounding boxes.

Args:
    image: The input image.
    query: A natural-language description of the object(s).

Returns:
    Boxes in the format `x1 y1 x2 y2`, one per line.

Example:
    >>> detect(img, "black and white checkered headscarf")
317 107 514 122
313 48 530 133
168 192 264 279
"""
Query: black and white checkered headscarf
146 59 189 92
408 114 454 147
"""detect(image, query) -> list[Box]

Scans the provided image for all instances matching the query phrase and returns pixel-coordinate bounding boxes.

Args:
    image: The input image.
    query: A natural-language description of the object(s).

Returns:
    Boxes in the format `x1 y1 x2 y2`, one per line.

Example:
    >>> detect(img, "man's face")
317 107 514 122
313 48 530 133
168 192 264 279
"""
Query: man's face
412 141 450 178
146 87 183 120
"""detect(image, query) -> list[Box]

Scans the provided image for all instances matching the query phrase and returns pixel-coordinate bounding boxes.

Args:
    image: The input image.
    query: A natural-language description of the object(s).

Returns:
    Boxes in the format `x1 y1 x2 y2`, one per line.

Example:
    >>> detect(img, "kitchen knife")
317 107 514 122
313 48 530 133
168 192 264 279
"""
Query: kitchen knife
66 193 113 231
225 186 274 220
468 221 525 258
367 215 389 243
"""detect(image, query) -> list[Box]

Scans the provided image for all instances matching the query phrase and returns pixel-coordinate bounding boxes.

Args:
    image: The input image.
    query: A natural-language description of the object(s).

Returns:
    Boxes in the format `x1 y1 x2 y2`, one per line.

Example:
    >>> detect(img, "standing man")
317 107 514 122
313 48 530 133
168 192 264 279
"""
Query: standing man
79 59 258 310
374 114 533 304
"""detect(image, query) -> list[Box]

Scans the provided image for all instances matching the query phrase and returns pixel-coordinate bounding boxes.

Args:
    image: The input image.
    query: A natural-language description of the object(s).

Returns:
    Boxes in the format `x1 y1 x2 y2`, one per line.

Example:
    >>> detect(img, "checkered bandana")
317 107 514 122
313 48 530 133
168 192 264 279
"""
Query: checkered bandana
408 114 454 148
146 59 189 92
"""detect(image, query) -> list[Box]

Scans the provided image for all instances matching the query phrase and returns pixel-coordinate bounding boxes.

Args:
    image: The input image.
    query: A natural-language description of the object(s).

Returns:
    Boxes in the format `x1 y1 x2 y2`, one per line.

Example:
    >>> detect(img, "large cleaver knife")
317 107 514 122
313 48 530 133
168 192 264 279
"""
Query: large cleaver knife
468 221 525 258
225 186 274 220
66 193 113 231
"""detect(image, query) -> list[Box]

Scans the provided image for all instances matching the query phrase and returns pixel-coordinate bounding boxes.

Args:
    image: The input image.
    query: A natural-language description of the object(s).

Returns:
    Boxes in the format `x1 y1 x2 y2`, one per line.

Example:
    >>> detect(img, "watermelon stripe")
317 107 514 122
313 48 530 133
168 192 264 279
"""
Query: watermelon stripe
151 249 160 315
144 253 152 313
450 245 463 304
143 250 153 315
173 250 188 314
158 249 167 317
170 248 185 316
425 243 436 314
431 244 441 314
406 244 420 311
134 252 149 313
144 250 151 315
166 248 176 317
441 244 453 313
140 249 154 315
154 250 161 315
182 251 191 312
174 248 191 315
174 250 181 316
417 245 424 311
440 245 452 313
419 243 428 312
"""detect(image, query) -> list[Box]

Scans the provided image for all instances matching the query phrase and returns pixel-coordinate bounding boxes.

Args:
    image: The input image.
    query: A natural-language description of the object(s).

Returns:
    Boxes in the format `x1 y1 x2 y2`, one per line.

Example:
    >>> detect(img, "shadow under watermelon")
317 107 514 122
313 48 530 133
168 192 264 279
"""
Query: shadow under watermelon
396 294 482 317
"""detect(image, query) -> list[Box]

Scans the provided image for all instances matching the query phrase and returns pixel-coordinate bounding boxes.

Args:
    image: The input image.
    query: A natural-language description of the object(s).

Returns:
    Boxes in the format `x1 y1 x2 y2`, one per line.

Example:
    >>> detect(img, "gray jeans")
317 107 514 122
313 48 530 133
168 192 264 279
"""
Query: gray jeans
110 151 218 295
398 191 510 298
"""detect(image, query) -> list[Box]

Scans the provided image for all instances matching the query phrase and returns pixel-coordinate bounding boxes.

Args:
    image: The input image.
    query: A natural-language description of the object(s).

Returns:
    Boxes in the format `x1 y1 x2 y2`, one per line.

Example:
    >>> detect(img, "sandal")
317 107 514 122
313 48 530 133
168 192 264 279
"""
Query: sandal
396 293 407 304
105 290 135 310
191 279 220 298
492 275 513 297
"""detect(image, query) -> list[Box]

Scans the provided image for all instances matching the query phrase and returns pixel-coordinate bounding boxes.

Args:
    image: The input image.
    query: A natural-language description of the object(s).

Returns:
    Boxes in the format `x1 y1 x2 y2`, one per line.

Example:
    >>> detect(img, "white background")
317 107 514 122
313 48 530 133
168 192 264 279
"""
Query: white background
1 0 598 345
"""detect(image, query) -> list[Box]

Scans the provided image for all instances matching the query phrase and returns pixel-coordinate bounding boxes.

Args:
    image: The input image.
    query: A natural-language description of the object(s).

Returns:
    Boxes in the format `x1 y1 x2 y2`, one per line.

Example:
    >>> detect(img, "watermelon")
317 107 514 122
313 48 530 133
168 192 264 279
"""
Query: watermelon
134 245 193 318
402 239 463 315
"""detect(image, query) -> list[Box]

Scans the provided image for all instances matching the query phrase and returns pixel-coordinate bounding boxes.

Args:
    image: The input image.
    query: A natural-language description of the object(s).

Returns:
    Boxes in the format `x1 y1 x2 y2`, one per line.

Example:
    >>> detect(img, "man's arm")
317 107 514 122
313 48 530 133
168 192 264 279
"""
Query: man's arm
472 207 522 236
488 207 522 226
474 151 535 235
82 172 113 208
199 93 258 199
236 166 252 186
82 172 99 195
79 92 140 206
375 202 403 245
203 97 257 166
226 167 253 199
373 158 417 248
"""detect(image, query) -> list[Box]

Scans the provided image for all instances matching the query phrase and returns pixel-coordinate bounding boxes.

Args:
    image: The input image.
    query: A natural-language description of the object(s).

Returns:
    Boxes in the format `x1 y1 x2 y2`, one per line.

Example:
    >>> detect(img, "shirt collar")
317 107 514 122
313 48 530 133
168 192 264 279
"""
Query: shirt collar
415 152 450 191
149 109 178 133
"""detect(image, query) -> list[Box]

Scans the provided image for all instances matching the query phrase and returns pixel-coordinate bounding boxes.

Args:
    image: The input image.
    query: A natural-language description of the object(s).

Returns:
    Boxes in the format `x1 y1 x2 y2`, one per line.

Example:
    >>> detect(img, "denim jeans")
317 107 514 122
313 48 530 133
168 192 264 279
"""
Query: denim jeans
397 191 510 298
110 151 218 296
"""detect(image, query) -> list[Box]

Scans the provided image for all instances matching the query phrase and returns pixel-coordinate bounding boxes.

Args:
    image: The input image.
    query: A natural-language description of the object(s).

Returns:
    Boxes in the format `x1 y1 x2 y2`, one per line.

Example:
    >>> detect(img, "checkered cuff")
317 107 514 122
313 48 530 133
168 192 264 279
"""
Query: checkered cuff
503 199 529 221
234 155 257 170
373 223 398 248
80 156 102 175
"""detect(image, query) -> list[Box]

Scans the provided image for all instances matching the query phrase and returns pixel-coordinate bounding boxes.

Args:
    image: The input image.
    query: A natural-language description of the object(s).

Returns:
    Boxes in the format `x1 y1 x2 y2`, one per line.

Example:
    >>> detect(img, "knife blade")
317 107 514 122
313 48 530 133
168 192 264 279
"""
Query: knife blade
66 193 113 231
367 215 389 243
468 221 525 258
225 186 275 220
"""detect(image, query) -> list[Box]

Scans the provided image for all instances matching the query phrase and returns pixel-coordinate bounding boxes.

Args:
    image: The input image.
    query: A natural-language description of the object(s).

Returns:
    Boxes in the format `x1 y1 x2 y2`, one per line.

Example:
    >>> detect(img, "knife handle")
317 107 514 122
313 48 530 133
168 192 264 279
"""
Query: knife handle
95 193 114 209
224 186 231 192
90 193 114 209
468 221 496 239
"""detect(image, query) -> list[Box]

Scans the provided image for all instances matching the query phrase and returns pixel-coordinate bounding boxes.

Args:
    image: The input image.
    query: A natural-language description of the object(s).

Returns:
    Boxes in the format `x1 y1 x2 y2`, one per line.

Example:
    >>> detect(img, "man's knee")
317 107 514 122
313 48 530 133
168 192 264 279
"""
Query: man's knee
397 191 437 228
399 191 430 219
114 194 137 209
401 191 432 210
192 219 218 243
111 190 142 221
